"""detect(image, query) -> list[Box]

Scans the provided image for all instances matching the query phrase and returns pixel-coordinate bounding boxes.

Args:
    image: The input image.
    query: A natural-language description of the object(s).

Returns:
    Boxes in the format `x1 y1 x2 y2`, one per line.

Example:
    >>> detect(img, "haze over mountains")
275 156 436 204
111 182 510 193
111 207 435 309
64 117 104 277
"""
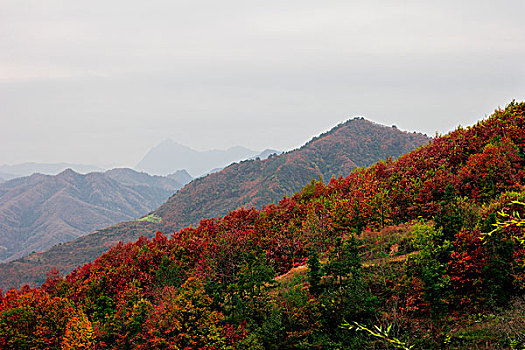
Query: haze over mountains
135 138 279 177
0 163 105 182
0 142 278 185
0 168 187 263
1 103 520 348
0 118 429 290
0 140 272 266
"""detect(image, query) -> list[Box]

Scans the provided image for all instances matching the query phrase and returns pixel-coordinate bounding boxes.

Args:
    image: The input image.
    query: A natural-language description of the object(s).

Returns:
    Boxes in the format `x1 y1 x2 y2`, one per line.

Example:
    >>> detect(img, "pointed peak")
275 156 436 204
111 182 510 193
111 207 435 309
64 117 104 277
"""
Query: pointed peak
59 168 76 174
57 168 80 177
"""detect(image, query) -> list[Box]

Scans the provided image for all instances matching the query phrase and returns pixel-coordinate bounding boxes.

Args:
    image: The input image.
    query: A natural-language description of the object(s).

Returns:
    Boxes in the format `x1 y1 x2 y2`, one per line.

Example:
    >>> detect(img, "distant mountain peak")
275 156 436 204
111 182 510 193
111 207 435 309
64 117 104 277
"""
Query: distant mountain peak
0 162 103 178
166 170 193 186
56 168 83 180
136 141 259 176
105 167 146 177
58 168 78 175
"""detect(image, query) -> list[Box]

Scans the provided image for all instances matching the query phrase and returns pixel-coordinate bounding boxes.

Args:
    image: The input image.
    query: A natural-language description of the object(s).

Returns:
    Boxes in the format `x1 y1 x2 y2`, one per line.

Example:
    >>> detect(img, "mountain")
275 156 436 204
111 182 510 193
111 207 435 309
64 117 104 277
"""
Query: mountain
135 139 260 176
1 102 523 349
166 169 193 185
0 168 184 263
0 162 104 178
104 168 185 191
0 118 429 289
198 149 280 177
253 148 281 160
154 118 429 232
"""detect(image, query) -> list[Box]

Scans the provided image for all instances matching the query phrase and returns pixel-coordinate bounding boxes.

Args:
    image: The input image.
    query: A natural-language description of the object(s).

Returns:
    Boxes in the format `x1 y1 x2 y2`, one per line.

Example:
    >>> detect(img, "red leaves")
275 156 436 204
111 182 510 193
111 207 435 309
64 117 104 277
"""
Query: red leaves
0 288 75 349
448 230 487 308
458 138 524 202
0 102 524 347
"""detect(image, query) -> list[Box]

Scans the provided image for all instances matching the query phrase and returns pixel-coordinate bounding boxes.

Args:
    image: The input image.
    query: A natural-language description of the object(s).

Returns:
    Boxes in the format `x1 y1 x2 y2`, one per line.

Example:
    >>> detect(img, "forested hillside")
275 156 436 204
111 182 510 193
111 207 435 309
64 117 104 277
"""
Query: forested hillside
0 118 428 290
0 102 524 348
155 117 429 232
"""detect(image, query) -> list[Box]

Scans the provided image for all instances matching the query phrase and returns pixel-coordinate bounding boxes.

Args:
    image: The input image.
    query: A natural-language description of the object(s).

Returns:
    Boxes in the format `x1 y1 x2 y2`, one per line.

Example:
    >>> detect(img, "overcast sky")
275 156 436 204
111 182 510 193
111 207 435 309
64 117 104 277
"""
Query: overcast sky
1 0 524 168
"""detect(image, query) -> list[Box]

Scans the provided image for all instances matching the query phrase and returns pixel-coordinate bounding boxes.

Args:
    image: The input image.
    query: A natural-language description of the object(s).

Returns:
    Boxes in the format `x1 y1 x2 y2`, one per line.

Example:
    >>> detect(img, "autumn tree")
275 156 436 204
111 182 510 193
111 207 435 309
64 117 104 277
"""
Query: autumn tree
137 277 226 349
60 310 95 350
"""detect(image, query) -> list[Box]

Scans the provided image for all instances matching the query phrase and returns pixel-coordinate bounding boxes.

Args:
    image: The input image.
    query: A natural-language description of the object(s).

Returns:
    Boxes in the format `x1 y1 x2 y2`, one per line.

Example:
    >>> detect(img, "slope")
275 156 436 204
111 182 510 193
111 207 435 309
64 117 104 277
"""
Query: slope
0 118 428 290
155 118 429 232
1 102 523 349
0 168 183 263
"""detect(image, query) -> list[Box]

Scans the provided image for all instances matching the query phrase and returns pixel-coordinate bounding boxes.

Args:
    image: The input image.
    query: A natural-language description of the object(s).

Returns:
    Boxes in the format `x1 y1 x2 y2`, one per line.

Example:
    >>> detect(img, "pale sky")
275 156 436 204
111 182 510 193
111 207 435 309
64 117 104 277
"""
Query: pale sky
1 0 524 168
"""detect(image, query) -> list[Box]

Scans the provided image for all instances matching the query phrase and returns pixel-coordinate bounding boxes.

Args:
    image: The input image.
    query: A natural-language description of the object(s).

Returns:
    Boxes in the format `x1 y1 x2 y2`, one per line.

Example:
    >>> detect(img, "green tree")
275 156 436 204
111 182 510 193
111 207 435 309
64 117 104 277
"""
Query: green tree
321 235 376 345
407 223 452 318
227 250 276 326
307 247 323 296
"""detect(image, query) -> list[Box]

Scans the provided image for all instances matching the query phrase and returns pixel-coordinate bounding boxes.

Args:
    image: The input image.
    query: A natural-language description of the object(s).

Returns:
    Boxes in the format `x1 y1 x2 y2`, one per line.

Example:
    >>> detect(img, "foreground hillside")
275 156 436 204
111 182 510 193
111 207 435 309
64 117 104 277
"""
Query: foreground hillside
0 168 184 263
0 102 524 349
0 118 428 290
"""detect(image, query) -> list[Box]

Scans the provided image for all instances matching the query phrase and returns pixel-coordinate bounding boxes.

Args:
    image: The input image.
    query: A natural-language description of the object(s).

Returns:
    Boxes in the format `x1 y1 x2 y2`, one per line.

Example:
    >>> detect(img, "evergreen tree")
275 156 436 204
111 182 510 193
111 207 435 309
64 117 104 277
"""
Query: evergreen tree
307 247 323 296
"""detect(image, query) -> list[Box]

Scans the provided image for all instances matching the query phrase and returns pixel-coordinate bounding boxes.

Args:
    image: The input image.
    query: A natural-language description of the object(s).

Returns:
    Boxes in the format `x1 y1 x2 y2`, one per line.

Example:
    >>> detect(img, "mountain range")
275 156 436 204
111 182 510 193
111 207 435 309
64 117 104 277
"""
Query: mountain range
135 139 278 177
0 163 104 180
0 118 429 290
0 168 188 264
155 118 430 232
0 145 278 183
1 103 523 348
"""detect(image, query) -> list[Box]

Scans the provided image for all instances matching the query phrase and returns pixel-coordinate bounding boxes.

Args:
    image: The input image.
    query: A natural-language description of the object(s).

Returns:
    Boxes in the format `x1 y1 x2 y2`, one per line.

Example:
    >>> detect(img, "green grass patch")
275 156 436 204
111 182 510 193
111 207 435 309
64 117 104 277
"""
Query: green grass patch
137 214 162 223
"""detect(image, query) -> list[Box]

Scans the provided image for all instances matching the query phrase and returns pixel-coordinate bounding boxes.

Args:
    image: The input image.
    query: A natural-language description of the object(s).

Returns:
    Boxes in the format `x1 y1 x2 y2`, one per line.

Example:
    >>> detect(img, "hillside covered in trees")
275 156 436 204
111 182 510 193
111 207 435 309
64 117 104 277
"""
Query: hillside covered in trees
0 118 428 290
1 102 525 348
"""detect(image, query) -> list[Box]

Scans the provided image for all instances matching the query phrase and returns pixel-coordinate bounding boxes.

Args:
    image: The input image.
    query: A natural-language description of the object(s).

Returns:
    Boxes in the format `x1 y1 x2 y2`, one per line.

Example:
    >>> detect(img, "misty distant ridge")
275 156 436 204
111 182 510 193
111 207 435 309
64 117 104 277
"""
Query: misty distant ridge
166 169 194 185
0 162 104 181
135 138 279 177
253 149 282 160
0 167 189 263
0 141 277 262
0 142 276 182
0 142 278 182
0 165 194 186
